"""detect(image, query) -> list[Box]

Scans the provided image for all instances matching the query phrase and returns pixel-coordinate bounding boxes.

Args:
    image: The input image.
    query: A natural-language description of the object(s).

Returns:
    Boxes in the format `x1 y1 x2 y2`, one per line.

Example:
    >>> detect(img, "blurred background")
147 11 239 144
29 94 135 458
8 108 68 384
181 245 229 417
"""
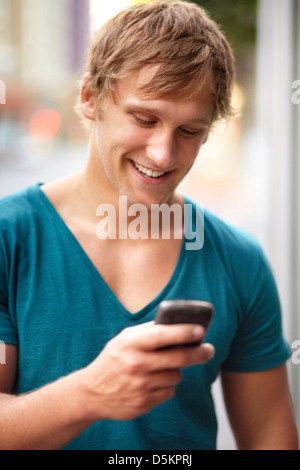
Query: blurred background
0 0 299 449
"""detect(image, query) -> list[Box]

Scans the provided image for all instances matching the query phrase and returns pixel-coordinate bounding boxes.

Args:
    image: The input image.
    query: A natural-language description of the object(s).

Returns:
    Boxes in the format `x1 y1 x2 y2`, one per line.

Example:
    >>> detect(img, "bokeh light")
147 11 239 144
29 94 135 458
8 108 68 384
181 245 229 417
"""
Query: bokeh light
29 109 62 142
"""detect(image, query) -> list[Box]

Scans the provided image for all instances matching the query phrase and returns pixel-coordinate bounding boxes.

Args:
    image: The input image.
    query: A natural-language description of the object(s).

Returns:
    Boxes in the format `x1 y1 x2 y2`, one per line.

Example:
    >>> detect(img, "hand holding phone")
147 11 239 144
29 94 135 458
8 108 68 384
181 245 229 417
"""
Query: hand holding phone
154 300 214 348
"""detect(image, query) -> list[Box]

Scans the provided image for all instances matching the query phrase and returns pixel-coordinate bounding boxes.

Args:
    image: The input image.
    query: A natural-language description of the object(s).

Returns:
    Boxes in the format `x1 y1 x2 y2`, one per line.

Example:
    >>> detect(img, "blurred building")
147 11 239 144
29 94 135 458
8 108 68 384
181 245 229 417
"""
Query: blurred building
0 0 299 449
0 0 90 159
255 0 300 436
1 0 90 91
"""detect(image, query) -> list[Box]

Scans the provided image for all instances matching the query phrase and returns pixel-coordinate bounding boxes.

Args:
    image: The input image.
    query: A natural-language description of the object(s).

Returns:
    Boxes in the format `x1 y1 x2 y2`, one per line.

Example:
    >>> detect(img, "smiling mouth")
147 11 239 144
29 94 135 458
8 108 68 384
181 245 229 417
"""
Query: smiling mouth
132 161 167 179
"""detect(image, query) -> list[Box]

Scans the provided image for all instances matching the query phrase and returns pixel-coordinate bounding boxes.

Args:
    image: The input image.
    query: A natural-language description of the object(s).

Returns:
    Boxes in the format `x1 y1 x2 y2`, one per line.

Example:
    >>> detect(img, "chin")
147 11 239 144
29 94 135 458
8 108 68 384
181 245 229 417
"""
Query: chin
131 192 174 208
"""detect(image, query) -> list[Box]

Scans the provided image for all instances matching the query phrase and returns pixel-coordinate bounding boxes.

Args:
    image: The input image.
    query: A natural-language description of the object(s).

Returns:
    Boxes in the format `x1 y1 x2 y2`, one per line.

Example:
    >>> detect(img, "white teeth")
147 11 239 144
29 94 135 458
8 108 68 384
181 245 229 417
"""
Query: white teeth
133 162 166 178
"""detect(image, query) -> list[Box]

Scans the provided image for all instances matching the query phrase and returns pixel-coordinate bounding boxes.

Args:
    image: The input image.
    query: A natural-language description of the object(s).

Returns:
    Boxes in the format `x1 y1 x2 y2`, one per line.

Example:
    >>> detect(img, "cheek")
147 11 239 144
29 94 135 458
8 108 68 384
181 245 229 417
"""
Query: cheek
110 116 144 145
179 139 203 165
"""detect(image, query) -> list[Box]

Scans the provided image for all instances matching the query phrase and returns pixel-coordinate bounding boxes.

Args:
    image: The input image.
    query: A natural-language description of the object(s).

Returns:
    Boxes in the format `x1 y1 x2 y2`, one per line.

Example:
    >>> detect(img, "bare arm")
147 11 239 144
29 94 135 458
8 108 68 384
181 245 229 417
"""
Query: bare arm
0 322 214 450
0 344 99 450
221 364 298 450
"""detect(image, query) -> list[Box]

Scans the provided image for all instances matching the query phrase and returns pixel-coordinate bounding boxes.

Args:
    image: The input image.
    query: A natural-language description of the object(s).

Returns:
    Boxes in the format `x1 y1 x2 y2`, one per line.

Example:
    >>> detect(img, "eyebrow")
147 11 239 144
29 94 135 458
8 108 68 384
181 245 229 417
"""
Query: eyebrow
125 103 211 127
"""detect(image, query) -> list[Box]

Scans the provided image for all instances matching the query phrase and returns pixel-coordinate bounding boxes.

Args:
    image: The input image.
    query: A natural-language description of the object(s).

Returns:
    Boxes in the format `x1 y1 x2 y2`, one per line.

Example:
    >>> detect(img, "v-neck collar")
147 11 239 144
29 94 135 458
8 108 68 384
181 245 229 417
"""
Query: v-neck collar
34 183 189 320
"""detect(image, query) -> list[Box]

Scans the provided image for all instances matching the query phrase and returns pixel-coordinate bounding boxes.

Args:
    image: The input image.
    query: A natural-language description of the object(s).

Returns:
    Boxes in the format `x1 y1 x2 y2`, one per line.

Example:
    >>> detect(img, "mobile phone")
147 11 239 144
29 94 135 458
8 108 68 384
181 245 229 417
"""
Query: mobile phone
154 299 214 348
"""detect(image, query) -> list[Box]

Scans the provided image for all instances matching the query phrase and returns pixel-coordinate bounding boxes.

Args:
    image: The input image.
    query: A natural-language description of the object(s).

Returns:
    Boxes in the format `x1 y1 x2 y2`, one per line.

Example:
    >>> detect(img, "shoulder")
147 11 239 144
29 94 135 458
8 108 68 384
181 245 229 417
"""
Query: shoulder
0 184 44 243
0 184 42 218
205 208 272 285
204 208 263 259
183 195 264 260
183 197 274 303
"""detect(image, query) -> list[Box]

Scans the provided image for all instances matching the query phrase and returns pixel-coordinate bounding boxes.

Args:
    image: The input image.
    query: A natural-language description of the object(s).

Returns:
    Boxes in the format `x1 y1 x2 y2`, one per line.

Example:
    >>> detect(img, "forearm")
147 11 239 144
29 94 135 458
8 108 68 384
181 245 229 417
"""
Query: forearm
222 367 299 451
0 323 213 450
236 418 299 450
237 432 299 450
0 369 94 450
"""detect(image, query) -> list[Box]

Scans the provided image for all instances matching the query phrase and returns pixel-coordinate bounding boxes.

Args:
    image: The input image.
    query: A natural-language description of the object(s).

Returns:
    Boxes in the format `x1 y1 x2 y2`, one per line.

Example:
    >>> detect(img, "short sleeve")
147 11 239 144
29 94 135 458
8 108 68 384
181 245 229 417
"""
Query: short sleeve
221 246 291 372
0 245 18 347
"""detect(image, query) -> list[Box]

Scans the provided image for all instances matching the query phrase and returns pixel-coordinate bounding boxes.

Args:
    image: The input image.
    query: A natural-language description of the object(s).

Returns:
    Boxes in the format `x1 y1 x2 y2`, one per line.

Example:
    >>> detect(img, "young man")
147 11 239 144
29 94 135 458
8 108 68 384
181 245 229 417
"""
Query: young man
0 1 298 450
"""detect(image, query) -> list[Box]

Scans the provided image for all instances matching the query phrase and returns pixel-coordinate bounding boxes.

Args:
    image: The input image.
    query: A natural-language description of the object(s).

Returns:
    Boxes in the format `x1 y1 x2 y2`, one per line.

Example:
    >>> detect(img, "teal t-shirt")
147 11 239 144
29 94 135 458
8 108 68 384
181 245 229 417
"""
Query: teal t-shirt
0 184 290 450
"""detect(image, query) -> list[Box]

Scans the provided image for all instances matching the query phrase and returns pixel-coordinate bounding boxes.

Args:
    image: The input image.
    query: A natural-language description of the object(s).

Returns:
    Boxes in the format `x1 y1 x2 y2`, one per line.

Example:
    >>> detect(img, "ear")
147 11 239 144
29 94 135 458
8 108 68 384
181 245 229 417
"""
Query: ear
80 75 97 121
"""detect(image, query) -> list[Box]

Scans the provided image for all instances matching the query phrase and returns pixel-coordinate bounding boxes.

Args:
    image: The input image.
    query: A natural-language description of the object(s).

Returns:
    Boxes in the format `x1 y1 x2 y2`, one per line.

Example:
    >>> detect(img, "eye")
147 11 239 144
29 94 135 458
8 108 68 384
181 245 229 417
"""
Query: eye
178 127 202 137
134 115 156 127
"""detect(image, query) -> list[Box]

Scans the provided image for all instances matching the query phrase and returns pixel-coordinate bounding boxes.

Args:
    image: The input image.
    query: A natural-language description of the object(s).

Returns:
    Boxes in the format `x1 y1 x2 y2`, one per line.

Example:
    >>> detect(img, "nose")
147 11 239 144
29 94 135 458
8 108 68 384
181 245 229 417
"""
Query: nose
146 130 177 169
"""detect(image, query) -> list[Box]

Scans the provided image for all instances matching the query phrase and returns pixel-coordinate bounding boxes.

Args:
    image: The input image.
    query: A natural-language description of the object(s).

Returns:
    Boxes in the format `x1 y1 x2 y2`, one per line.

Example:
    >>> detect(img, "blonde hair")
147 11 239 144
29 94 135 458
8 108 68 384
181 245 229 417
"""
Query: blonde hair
82 0 235 123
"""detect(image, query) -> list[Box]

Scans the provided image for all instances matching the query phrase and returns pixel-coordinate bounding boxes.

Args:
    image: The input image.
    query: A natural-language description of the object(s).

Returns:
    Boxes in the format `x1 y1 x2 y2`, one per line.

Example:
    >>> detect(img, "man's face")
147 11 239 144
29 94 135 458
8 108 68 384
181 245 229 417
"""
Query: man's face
85 67 215 207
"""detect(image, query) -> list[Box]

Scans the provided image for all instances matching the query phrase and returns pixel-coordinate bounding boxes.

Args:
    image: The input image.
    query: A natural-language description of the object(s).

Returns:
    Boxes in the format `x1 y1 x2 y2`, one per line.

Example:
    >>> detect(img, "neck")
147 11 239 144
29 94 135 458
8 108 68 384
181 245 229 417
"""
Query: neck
71 170 184 243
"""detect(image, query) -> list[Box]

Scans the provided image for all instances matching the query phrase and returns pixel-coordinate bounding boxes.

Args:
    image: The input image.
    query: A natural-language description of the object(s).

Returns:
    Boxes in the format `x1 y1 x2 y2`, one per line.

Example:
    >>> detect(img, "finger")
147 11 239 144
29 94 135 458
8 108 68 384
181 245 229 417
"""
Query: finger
197 343 215 362
149 323 206 350
120 322 206 351
148 386 176 406
146 369 182 391
145 342 215 372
